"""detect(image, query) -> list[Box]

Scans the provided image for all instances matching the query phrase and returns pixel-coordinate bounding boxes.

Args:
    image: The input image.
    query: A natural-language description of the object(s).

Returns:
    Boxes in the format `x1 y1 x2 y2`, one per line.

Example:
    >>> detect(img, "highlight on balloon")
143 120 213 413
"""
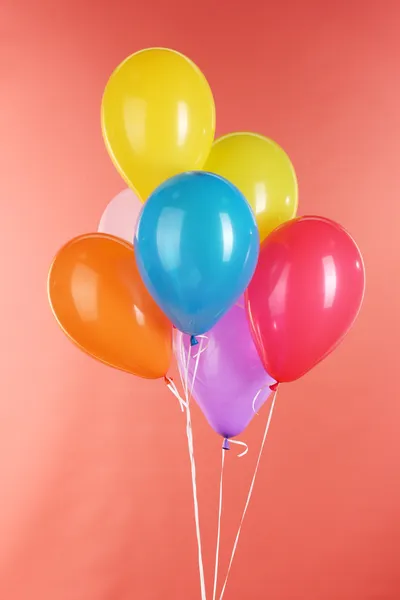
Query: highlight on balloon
47 47 365 599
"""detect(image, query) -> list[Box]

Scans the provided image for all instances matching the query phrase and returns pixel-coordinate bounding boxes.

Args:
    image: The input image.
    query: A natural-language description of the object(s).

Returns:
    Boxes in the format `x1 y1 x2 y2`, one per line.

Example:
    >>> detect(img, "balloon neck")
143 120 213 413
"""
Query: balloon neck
270 382 279 392
190 335 199 347
164 376 171 386
222 438 230 451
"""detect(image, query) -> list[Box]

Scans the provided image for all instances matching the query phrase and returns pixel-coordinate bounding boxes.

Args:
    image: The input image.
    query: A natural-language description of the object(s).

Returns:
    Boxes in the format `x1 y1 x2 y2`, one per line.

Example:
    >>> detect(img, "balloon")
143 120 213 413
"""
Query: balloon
48 233 172 379
135 171 260 336
174 302 275 438
98 188 142 243
101 47 216 201
245 216 365 383
203 132 298 242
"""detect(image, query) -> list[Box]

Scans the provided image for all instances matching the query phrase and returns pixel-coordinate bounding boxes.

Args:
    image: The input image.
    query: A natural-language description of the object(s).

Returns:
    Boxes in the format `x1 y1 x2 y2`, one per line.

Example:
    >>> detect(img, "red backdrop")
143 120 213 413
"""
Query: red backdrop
1 1 399 598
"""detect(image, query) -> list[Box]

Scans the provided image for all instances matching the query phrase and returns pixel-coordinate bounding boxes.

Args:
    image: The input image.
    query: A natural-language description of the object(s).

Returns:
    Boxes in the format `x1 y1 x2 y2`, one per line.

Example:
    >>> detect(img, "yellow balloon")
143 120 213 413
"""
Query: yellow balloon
203 132 298 242
101 48 216 200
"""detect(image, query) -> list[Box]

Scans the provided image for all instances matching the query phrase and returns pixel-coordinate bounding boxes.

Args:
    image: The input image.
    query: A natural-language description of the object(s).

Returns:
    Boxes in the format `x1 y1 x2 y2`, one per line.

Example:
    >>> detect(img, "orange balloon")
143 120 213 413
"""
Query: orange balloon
47 233 172 379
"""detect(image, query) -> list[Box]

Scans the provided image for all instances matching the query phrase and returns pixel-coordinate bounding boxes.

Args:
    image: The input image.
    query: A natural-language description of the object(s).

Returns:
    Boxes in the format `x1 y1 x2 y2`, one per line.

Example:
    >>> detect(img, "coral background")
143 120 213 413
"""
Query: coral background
1 0 399 598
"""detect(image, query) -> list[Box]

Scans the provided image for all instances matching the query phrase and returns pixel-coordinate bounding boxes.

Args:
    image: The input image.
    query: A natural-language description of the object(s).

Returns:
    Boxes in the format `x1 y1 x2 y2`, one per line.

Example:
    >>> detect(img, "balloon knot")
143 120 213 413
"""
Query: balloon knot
164 376 172 385
270 382 279 392
222 438 230 451
190 335 199 347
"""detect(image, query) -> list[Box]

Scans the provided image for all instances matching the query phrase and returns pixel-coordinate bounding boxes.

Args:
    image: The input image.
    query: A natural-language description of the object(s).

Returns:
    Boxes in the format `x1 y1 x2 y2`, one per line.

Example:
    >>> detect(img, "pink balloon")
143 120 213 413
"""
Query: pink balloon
98 188 142 243
245 216 365 383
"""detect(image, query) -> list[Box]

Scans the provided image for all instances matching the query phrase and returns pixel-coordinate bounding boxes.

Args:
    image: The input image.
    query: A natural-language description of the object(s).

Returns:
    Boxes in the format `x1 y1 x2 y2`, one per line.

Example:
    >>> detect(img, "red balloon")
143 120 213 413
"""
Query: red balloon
245 216 365 383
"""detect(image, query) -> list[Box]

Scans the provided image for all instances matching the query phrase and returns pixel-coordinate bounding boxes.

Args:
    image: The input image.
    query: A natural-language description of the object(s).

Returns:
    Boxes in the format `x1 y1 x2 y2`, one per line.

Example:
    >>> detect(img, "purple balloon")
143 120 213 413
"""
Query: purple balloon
174 302 275 438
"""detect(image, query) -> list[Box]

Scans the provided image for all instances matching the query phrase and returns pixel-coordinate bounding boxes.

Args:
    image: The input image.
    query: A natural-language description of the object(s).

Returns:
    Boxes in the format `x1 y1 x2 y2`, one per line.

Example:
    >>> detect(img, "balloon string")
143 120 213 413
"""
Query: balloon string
218 389 279 600
252 382 275 415
212 447 225 600
185 397 207 600
180 336 207 600
212 434 248 600
228 439 249 457
192 334 209 358
165 377 187 412
190 337 205 396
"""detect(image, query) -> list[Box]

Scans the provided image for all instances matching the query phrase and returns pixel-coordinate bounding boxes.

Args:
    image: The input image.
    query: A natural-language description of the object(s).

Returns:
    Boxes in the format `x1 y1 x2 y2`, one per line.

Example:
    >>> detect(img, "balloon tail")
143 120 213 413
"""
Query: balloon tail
190 335 199 347
212 434 250 600
217 389 278 600
252 387 263 415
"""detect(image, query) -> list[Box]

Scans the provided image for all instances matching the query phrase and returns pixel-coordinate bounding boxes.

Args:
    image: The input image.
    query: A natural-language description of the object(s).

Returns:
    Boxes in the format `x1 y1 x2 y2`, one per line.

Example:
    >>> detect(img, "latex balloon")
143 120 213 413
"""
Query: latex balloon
174 302 275 438
245 216 365 383
48 233 172 379
101 48 216 200
98 188 142 243
135 172 260 336
203 132 298 242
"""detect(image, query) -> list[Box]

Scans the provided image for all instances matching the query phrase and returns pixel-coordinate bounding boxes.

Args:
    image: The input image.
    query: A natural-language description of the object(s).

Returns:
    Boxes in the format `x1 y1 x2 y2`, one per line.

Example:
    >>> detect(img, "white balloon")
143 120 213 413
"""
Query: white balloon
98 188 142 243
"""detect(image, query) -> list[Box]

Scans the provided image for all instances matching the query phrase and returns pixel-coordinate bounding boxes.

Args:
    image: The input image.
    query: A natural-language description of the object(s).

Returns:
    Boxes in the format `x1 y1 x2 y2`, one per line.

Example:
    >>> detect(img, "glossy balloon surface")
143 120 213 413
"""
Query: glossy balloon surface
48 233 172 378
101 48 215 200
135 172 260 335
204 132 298 241
246 216 365 382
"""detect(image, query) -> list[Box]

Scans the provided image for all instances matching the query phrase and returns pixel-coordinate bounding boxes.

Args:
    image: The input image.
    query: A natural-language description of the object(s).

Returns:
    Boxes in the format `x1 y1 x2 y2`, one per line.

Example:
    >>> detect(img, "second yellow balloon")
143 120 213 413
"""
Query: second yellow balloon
203 132 298 242
101 48 216 201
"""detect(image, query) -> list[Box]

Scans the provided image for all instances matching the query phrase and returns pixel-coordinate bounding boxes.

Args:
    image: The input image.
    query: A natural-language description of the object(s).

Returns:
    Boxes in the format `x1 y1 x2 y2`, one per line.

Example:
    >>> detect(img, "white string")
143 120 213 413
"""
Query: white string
185 401 207 600
181 336 207 600
252 387 264 415
251 382 277 415
212 434 248 600
165 377 187 411
212 387 270 597
218 388 279 600
212 447 225 600
228 439 249 458
192 334 209 358
165 334 207 598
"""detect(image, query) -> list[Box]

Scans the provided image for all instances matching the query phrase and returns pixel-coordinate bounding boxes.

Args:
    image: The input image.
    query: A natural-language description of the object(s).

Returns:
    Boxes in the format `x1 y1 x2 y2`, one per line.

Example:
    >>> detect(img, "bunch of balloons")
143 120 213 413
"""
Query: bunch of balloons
48 47 365 442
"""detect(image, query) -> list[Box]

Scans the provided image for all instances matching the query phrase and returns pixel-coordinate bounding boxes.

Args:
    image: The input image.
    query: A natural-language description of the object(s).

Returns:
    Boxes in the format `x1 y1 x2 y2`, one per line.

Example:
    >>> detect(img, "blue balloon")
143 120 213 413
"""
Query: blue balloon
134 172 260 336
